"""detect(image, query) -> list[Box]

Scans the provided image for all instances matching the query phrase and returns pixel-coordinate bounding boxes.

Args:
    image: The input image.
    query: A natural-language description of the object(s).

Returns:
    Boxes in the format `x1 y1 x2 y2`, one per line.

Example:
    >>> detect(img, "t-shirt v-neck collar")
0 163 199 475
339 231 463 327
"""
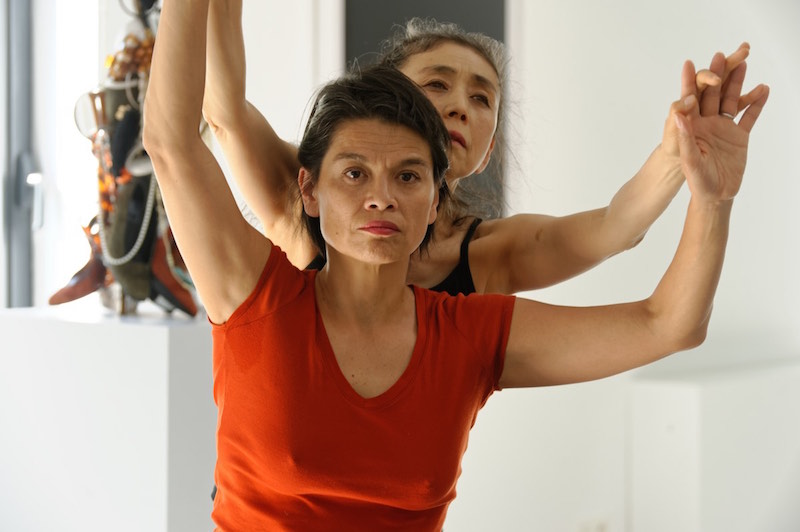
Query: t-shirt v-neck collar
315 285 428 409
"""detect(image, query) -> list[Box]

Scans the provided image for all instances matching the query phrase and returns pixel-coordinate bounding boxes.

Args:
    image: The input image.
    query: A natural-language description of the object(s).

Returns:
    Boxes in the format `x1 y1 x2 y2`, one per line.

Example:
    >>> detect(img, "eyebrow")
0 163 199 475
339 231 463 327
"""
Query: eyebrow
333 152 430 168
419 64 499 95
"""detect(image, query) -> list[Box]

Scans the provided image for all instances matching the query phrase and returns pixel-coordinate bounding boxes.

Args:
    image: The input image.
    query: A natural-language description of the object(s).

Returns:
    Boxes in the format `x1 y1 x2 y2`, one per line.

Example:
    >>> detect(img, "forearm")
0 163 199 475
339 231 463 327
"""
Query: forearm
647 197 732 349
199 0 311 264
601 144 685 252
203 0 247 128
505 146 685 293
144 0 209 153
502 197 731 389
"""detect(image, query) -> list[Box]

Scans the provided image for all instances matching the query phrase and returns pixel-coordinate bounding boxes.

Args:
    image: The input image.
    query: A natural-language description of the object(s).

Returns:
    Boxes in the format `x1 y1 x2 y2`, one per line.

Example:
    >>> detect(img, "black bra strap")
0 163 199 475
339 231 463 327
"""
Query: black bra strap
305 254 326 271
460 218 482 261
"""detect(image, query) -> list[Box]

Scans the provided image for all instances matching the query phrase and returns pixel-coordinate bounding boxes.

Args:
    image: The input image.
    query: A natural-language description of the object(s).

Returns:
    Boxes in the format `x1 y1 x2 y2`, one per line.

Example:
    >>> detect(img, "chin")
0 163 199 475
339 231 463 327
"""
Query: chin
329 243 408 266
360 249 409 265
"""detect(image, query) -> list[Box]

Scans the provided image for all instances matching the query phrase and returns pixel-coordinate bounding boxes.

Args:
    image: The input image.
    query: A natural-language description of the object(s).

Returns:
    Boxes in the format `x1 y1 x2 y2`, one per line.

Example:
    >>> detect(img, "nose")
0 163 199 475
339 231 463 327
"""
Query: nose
442 90 468 122
447 109 466 122
365 176 395 211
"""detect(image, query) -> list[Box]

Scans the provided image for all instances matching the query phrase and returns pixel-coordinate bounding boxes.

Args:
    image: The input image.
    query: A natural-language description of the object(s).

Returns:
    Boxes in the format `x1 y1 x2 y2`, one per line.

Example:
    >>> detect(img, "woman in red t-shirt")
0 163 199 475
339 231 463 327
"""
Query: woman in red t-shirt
143 2 768 529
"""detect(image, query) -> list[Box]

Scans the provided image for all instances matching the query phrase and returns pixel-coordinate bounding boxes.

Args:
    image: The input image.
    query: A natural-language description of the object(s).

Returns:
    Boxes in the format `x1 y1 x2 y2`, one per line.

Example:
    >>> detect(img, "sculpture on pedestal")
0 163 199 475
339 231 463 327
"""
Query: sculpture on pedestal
49 0 197 316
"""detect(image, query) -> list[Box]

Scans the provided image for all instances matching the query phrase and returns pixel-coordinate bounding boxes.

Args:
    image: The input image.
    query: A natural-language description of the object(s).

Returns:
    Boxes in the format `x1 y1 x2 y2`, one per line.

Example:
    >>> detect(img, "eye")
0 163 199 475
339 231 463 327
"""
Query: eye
472 94 491 107
398 171 420 183
344 169 364 181
423 80 448 91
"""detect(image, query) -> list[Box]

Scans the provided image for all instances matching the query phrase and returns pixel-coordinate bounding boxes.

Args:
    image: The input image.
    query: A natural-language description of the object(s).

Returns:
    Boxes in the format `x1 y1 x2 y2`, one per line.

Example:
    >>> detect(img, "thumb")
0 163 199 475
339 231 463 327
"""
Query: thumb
674 112 702 180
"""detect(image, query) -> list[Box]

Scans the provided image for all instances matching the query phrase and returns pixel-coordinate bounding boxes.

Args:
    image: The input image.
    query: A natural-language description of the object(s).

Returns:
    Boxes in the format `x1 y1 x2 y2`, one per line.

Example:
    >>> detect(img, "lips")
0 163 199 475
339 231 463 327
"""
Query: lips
360 221 400 236
449 130 467 149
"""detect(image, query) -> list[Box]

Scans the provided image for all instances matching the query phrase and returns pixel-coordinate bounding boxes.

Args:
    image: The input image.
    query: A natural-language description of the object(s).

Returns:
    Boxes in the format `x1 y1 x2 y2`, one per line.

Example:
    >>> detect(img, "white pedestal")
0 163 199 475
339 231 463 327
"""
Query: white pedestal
631 361 800 532
0 302 216 532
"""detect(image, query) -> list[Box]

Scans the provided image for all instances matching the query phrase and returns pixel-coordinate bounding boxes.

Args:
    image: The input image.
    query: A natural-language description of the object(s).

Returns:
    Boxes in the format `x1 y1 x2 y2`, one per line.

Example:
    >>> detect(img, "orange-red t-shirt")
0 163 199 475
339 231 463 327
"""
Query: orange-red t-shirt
211 247 515 531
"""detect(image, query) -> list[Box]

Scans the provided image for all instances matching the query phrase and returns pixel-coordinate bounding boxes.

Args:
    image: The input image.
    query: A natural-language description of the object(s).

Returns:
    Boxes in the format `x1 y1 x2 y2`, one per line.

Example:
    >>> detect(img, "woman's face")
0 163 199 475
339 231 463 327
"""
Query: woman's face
399 41 500 186
301 118 439 265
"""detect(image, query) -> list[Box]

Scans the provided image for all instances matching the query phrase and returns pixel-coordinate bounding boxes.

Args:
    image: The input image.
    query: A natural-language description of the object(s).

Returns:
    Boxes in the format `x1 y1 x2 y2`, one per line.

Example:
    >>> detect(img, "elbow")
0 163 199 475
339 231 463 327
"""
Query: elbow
141 97 167 159
668 316 711 353
648 301 713 354
141 123 159 161
141 123 170 168
141 99 200 164
201 95 247 135
627 231 647 251
681 322 709 350
201 101 222 134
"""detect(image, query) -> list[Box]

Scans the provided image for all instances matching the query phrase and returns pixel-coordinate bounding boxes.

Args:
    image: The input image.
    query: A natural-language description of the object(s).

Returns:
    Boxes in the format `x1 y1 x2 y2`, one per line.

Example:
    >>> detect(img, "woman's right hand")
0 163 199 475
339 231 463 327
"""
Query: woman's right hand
661 42 750 159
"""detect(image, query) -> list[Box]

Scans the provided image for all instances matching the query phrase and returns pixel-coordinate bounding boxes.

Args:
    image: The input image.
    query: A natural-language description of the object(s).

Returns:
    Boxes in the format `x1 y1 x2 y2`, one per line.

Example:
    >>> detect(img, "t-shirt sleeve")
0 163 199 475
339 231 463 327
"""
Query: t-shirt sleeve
212 245 310 331
438 292 516 391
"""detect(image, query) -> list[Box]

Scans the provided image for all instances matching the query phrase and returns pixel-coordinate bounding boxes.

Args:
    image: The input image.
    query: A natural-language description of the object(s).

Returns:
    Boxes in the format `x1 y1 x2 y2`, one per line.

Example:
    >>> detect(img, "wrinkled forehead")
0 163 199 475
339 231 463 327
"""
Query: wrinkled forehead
399 41 500 90
324 118 433 164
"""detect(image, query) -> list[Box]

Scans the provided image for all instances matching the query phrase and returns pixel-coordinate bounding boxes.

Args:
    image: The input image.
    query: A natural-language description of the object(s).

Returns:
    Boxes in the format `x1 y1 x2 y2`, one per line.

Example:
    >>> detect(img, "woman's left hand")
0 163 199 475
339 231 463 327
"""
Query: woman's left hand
672 56 769 203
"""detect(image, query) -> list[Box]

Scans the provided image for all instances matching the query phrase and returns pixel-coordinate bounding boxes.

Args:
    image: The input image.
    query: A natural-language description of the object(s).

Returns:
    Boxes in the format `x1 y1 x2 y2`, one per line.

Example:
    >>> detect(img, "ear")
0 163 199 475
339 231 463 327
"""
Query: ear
475 135 497 175
298 168 319 217
428 187 440 225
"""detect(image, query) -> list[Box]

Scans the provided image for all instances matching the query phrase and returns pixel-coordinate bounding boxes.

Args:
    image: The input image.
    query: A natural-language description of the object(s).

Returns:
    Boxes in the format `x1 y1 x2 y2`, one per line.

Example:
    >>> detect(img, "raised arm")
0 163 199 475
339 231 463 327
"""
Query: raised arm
203 0 317 268
500 58 769 388
143 0 269 324
480 44 752 295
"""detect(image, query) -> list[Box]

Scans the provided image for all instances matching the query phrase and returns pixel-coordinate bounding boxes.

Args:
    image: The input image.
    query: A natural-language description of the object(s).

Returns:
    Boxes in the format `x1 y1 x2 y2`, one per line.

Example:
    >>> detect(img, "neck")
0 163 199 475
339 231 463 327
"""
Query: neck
315 251 413 324
430 207 459 241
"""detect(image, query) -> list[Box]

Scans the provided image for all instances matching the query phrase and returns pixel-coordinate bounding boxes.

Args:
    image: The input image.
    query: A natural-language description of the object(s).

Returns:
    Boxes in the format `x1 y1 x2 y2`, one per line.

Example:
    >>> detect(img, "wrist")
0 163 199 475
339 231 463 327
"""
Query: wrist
643 145 685 187
688 196 734 217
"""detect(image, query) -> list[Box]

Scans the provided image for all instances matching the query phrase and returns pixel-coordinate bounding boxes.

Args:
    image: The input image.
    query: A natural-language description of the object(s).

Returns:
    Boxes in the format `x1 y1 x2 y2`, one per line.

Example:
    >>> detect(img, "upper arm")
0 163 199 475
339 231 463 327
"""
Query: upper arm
208 102 300 227
144 0 271 324
207 103 317 268
147 136 270 325
499 298 671 388
474 211 616 295
203 0 316 268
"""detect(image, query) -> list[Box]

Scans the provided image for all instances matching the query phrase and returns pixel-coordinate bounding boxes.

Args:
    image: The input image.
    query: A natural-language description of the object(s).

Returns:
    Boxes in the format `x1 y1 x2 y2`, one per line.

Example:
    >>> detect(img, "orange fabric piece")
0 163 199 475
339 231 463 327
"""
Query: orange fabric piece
211 247 515 531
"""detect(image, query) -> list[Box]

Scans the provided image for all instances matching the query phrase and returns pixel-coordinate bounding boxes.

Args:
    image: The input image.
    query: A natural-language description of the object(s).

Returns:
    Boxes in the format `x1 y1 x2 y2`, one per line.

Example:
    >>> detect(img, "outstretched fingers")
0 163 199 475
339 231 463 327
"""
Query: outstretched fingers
736 84 770 133
689 43 750 102
682 60 700 99
694 69 721 94
719 62 747 119
723 42 750 79
699 52 726 116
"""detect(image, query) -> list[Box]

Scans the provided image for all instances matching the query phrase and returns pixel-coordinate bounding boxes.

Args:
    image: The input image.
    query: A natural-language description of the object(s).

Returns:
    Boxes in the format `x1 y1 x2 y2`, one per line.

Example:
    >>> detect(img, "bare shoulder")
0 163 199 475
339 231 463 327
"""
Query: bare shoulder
477 214 552 240
469 214 550 293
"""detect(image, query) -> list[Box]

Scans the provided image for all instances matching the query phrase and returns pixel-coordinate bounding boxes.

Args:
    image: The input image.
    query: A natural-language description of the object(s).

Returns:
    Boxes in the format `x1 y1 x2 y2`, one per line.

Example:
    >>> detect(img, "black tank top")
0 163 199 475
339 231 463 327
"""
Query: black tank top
429 218 481 296
304 218 482 296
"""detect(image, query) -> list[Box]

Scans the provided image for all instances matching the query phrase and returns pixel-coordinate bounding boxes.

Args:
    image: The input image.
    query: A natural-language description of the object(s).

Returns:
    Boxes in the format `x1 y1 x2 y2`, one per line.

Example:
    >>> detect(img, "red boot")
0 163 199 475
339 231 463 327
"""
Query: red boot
49 217 111 305
149 232 198 317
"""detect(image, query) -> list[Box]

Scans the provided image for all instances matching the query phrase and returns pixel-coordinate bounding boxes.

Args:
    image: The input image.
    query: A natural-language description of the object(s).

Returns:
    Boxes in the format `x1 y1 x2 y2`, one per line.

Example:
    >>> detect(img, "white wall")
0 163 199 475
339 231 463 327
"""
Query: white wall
503 0 800 360
239 0 344 142
445 0 800 530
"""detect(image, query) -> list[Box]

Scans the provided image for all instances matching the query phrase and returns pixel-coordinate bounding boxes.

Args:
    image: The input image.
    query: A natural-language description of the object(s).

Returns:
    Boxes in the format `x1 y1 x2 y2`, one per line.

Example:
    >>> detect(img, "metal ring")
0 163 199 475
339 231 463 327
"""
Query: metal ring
721 112 736 120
